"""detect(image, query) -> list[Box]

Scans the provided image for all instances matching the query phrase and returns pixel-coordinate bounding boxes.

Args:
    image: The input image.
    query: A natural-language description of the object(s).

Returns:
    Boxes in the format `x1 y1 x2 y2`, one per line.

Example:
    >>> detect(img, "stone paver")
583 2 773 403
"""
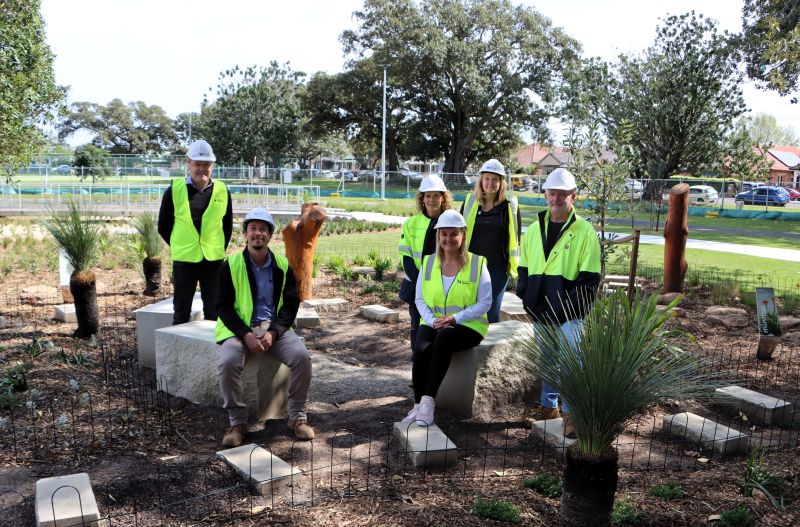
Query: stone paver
21 285 59 305
393 422 458 468
36 472 101 527
217 444 301 495
135 293 203 368
294 308 321 328
662 412 749 457
716 385 791 426
499 291 531 322
54 304 76 323
301 298 349 312
705 306 748 328
359 304 400 323
530 418 576 449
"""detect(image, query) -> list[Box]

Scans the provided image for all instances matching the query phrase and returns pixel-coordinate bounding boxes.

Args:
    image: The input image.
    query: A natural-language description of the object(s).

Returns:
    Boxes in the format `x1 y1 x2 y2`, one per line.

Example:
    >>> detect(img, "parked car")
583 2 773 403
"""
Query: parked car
784 187 800 201
624 178 644 195
341 170 358 182
735 186 790 207
54 164 74 175
687 185 719 205
399 168 421 180
740 181 765 192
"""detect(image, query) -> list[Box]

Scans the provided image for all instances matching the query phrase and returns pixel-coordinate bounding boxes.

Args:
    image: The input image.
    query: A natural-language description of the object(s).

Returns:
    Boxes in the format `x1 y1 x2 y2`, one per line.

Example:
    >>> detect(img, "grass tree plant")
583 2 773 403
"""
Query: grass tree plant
43 200 102 338
515 290 721 527
131 213 163 296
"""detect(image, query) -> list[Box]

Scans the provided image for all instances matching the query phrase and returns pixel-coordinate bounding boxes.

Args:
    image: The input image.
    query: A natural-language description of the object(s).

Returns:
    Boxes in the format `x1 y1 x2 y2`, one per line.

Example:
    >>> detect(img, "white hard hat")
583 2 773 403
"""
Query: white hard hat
543 168 577 191
187 140 216 162
243 207 274 230
479 159 505 177
419 174 447 193
434 209 467 229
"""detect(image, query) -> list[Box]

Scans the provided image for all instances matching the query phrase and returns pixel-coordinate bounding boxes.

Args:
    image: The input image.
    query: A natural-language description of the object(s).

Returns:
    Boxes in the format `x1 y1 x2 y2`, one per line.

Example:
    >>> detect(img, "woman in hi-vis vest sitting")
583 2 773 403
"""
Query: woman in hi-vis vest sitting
402 210 491 426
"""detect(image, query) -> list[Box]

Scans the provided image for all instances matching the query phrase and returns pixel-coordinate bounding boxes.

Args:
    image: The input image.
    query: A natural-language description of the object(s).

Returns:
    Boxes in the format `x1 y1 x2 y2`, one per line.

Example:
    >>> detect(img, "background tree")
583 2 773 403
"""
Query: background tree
741 112 799 145
58 99 178 154
197 62 304 167
339 0 581 173
738 0 800 102
0 0 65 168
73 144 112 182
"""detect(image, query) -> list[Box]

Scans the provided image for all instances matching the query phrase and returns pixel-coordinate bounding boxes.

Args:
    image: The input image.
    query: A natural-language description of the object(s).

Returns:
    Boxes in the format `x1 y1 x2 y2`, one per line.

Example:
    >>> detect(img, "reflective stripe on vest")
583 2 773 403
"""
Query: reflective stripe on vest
214 251 289 342
520 209 601 280
420 252 488 336
170 178 228 262
398 213 431 269
463 193 519 279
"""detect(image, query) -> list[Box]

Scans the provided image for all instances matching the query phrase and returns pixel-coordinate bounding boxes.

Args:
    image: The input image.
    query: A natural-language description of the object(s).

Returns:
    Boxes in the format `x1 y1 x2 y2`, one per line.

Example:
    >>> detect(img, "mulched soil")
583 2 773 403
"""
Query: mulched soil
1 239 799 526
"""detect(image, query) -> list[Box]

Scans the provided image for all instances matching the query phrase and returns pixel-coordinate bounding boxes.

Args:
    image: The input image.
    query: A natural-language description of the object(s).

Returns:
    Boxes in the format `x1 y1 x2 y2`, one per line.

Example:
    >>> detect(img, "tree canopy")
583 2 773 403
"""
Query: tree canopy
58 99 178 155
739 0 800 102
741 112 798 146
0 0 65 167
333 0 580 173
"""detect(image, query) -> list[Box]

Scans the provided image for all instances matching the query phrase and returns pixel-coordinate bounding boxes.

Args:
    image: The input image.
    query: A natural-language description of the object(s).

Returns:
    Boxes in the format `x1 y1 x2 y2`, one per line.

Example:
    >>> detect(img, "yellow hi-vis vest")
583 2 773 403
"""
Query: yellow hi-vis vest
462 193 519 279
420 252 488 336
170 178 228 262
214 251 289 342
398 213 431 270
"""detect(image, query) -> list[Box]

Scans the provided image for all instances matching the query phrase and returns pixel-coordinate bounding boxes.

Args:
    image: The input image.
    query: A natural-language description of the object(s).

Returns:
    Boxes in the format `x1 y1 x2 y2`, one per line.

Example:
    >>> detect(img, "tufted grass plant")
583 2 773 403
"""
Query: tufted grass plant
131 213 162 259
42 200 101 273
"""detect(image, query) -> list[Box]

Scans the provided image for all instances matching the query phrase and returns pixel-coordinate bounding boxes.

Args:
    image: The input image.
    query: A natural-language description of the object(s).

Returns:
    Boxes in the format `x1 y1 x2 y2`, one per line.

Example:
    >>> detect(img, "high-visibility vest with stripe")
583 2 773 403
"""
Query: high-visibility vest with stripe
398 213 431 270
462 194 519 279
214 251 289 342
170 178 228 262
420 252 488 336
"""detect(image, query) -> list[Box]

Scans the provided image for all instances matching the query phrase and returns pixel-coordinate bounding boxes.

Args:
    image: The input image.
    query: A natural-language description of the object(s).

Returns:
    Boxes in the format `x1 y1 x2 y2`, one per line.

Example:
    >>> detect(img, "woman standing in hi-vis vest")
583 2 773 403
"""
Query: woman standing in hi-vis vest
397 174 452 359
460 159 521 323
401 210 491 427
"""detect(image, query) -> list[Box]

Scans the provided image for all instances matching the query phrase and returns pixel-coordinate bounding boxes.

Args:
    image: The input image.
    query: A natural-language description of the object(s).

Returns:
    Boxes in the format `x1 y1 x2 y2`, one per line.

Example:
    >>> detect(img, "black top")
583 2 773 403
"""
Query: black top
157 181 233 250
467 204 505 268
544 220 565 260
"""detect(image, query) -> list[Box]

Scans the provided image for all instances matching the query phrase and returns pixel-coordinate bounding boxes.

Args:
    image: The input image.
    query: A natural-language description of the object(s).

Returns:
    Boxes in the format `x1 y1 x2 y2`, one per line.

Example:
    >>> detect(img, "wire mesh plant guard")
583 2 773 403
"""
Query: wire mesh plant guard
513 290 723 527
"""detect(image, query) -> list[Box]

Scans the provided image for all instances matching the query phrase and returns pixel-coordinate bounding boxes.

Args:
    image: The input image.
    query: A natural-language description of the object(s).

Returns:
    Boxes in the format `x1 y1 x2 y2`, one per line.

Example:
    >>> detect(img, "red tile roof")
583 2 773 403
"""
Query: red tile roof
515 144 566 167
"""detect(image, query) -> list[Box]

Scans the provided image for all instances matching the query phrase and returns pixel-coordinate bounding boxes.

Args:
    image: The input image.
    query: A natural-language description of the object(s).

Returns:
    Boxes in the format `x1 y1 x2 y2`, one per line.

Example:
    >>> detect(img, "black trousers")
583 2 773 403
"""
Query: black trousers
412 324 484 402
172 259 223 324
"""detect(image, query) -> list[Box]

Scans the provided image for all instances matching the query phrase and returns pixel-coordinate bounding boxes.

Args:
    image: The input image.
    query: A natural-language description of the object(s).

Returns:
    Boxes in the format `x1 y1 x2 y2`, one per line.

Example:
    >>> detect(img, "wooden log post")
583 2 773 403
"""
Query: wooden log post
663 183 689 293
282 203 327 301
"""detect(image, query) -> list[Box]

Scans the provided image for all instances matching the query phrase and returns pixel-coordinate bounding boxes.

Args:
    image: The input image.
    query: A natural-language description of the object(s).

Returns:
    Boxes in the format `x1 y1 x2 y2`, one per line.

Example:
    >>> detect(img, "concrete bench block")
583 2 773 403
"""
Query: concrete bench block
716 385 792 426
155 321 290 422
54 304 76 323
499 291 531 322
135 293 203 368
530 418 576 449
36 472 101 527
359 304 400 323
393 422 458 468
662 412 749 457
301 298 349 312
217 444 301 495
437 320 535 420
294 308 321 328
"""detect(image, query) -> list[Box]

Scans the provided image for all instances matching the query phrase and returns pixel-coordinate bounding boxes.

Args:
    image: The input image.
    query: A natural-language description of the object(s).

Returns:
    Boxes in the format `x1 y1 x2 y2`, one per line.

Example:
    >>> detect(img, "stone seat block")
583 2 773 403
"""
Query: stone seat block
301 298 349 312
54 304 76 323
436 320 535 420
135 293 203 368
217 444 301 495
393 422 458 468
499 291 531 322
716 385 792 426
359 304 400 323
530 418 576 450
36 472 101 527
155 320 290 422
662 412 749 457
294 308 321 328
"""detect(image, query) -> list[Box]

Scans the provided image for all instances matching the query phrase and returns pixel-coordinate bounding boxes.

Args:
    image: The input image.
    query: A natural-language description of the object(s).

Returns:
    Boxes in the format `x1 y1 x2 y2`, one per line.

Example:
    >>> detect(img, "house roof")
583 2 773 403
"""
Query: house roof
769 147 800 169
514 144 566 167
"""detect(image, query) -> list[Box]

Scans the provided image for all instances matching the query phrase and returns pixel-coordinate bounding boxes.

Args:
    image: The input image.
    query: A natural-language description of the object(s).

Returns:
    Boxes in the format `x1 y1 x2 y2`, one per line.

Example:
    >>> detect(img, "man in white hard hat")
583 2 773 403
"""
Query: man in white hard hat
398 174 452 358
516 167 600 439
158 140 233 324
215 208 314 447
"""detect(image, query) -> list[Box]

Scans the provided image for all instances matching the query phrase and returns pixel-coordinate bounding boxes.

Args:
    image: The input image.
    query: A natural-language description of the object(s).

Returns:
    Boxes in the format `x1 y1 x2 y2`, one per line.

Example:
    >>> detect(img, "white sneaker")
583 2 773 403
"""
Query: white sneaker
415 395 435 426
401 403 420 424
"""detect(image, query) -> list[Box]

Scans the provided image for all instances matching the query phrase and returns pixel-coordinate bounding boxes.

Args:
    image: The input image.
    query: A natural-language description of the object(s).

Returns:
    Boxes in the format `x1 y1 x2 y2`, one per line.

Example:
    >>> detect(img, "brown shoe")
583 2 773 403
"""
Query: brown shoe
222 424 248 448
562 413 576 439
288 418 315 440
541 407 561 420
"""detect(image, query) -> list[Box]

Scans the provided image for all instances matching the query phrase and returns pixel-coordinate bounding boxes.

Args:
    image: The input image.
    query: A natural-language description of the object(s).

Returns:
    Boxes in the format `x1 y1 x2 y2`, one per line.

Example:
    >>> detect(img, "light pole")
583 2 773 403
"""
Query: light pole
379 64 388 200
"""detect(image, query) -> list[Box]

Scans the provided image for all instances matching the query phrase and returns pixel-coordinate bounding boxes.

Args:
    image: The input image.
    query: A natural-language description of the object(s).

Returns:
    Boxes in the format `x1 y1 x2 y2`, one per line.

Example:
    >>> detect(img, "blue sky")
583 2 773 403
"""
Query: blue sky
41 0 800 143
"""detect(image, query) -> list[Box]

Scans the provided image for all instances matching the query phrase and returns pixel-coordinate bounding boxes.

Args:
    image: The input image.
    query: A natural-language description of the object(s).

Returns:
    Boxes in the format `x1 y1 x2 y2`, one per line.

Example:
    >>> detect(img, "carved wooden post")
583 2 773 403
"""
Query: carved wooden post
663 184 689 293
282 203 327 301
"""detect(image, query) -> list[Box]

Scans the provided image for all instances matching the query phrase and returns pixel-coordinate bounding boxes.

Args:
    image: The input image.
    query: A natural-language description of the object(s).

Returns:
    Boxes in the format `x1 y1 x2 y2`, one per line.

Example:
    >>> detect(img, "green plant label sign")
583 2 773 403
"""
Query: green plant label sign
755 287 780 336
